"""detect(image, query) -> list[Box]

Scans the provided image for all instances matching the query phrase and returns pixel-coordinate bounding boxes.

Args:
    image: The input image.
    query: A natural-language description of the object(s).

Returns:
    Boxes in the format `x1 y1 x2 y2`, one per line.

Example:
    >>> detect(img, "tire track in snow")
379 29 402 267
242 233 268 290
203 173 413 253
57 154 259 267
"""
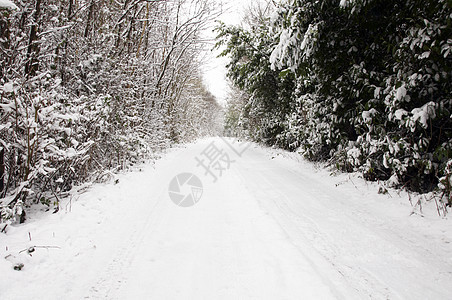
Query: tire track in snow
85 185 168 299
233 153 395 299
265 165 452 299
232 167 356 299
259 173 395 299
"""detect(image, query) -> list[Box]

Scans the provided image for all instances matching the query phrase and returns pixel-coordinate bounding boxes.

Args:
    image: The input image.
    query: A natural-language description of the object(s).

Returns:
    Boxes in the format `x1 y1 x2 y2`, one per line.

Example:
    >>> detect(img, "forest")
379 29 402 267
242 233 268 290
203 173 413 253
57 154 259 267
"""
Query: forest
1 0 451 226
218 0 451 206
0 0 222 225
1 1 452 296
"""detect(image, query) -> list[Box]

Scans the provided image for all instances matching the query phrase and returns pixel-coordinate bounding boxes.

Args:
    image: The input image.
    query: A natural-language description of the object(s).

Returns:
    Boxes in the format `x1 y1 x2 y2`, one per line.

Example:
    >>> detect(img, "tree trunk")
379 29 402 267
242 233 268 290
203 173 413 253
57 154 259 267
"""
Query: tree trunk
84 0 95 38
0 10 11 80
0 148 4 197
60 0 74 85
24 0 42 77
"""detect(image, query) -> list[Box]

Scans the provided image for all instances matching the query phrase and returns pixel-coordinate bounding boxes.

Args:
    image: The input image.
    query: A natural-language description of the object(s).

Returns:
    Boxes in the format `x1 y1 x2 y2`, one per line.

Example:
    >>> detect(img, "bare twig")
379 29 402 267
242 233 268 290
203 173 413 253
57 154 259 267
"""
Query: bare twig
19 245 61 255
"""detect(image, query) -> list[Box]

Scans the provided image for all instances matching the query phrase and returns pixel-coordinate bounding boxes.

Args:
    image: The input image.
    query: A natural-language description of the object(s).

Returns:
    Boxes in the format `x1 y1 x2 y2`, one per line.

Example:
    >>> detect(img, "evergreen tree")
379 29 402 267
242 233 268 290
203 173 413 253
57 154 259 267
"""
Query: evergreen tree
220 0 452 198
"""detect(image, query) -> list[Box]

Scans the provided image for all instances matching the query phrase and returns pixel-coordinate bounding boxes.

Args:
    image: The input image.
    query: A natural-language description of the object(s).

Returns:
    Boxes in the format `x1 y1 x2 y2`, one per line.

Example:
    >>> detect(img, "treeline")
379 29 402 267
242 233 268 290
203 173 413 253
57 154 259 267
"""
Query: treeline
0 0 221 224
218 0 451 203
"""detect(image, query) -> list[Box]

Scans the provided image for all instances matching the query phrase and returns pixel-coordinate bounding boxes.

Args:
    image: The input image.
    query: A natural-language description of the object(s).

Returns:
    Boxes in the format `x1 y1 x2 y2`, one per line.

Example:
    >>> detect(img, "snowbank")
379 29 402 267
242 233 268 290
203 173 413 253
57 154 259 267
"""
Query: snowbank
0 0 18 10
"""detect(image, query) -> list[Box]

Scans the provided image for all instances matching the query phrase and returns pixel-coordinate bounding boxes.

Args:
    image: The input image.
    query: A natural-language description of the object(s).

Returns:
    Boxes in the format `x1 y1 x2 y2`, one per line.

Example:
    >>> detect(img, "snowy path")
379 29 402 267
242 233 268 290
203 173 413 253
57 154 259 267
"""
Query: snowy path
1 137 452 299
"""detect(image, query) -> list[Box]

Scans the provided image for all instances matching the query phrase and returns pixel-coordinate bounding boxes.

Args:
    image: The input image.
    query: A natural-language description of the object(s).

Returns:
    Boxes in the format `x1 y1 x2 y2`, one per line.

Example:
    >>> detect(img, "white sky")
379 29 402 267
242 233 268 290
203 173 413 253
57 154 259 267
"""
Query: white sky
201 0 257 105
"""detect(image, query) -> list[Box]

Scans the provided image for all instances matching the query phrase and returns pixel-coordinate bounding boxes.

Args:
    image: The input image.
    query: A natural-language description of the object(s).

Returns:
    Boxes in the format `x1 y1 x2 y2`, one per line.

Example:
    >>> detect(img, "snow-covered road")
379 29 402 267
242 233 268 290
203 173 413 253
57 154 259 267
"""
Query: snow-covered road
1 137 452 299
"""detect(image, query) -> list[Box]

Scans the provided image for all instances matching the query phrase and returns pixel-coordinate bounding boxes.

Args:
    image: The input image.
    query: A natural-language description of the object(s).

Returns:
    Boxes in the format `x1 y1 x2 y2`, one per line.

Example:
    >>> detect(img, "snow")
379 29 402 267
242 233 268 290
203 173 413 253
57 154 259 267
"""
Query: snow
411 101 436 129
395 85 407 101
65 147 76 158
387 173 399 187
270 22 320 72
347 148 361 165
361 108 377 123
339 0 353 8
2 82 14 93
394 108 408 120
1 137 451 299
270 29 294 70
0 0 17 10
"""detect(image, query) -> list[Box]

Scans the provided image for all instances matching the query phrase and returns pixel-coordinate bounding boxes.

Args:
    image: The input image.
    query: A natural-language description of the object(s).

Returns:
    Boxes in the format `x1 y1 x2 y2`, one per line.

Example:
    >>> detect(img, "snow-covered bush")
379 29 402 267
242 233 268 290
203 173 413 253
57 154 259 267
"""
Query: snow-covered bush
0 0 222 224
221 0 451 194
0 77 92 222
438 160 452 207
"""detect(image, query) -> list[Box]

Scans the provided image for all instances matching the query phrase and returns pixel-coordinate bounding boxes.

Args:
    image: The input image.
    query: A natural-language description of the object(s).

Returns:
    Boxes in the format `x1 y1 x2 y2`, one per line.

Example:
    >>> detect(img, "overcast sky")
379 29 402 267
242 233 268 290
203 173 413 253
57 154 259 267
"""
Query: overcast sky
201 0 257 105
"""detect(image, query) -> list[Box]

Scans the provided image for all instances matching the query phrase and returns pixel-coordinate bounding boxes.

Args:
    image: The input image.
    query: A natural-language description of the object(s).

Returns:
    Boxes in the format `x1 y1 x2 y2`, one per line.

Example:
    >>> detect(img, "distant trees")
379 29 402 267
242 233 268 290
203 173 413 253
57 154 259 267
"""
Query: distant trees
218 0 451 203
0 0 221 225
215 0 296 145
